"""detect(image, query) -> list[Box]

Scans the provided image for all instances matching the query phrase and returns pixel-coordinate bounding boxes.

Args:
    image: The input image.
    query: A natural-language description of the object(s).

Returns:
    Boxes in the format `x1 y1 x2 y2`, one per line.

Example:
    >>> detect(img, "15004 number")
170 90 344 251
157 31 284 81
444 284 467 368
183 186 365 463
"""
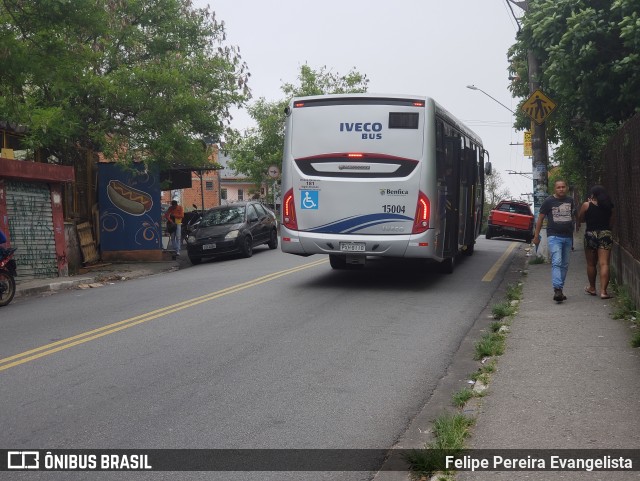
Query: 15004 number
383 205 406 214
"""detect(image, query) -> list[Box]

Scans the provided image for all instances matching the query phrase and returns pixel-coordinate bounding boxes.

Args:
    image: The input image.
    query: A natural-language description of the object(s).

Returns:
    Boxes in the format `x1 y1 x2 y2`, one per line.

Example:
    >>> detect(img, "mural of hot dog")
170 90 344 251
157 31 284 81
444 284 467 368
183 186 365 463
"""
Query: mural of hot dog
107 180 153 215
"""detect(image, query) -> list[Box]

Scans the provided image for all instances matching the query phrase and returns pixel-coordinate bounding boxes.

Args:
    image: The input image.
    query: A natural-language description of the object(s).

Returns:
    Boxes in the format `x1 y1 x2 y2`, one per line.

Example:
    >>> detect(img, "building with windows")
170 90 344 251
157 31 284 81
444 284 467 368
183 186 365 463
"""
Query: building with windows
160 150 278 213
218 152 263 205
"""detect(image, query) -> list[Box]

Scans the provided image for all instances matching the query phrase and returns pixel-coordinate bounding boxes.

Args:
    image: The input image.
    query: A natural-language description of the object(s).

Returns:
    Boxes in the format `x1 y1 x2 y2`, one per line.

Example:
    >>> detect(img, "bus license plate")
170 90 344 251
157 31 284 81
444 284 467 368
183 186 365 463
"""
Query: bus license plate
339 242 365 252
203 243 217 250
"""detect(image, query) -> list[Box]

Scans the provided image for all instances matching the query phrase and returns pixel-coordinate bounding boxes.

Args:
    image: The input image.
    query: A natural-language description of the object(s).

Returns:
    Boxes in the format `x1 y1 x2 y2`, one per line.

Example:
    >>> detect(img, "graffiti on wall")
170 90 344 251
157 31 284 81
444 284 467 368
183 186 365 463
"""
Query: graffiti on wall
7 181 58 278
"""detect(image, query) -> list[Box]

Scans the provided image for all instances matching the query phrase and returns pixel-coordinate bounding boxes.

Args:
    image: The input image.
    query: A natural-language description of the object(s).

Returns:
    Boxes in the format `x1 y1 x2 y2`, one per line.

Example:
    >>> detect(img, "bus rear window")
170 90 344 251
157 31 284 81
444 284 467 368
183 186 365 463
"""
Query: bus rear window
389 112 419 129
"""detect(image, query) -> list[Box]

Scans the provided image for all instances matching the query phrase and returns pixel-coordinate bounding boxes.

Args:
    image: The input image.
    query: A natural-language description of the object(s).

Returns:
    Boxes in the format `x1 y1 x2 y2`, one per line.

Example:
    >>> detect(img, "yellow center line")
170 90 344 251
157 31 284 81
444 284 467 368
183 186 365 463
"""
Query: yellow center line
482 242 518 282
0 258 328 372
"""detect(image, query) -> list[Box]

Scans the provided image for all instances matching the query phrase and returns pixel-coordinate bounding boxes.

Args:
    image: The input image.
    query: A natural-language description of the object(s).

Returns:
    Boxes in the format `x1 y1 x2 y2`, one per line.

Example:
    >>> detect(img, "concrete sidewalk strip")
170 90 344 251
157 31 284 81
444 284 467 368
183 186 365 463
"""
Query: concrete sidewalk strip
458 241 640 480
14 258 183 299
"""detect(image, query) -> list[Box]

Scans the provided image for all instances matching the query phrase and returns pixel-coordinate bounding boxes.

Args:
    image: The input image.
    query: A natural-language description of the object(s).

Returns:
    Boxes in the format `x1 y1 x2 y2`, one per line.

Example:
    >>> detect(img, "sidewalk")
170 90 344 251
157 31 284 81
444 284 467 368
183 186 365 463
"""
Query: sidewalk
458 233 640 479
13 250 191 300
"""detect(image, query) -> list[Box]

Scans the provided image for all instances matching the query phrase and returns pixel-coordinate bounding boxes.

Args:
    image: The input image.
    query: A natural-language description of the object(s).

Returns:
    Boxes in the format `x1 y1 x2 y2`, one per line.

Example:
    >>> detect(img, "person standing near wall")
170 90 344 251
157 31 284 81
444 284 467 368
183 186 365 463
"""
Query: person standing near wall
165 200 184 256
577 185 615 299
532 179 577 303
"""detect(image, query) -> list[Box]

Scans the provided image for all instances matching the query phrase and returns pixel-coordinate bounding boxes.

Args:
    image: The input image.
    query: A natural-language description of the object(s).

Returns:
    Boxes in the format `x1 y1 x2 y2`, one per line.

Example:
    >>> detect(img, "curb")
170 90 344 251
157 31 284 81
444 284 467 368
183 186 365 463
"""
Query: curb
14 277 95 299
13 261 182 300
373 244 529 480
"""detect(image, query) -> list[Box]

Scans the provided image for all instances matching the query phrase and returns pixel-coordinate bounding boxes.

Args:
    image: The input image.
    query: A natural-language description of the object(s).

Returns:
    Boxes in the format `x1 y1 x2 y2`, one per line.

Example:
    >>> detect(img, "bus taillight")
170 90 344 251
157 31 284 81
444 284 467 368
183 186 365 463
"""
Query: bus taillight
283 189 298 230
412 191 430 234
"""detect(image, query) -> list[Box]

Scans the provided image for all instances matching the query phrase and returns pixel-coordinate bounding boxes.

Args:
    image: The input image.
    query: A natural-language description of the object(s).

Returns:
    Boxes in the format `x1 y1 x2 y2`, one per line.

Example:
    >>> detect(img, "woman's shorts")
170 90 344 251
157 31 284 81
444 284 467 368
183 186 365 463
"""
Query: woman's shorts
584 230 613 250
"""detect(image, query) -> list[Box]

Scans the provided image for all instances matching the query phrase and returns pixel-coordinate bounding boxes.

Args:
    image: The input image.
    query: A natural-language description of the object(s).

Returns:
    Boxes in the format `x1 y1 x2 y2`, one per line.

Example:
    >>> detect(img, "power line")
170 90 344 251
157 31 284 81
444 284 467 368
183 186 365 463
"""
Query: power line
504 0 523 31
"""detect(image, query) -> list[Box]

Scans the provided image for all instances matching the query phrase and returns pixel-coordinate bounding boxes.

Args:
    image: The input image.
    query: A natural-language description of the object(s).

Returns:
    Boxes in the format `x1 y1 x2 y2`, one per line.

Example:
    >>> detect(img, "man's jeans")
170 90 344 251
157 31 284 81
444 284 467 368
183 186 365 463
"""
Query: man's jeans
170 224 182 255
548 235 572 289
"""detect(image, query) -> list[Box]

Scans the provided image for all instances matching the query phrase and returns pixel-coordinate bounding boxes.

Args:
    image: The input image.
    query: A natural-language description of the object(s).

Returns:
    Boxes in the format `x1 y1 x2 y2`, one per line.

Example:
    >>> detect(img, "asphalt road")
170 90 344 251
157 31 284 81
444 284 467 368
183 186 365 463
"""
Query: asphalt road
0 237 522 480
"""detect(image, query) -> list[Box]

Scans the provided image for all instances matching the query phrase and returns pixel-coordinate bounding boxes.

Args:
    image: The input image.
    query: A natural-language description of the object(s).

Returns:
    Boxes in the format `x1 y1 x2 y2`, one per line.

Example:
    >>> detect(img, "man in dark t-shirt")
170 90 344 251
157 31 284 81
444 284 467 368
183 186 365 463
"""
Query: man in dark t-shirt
533 180 576 302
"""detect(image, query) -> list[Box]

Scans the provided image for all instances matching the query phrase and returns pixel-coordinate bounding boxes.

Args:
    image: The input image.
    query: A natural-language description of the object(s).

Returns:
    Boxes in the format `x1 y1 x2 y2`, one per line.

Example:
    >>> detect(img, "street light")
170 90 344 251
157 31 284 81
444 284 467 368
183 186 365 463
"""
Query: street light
466 85 515 114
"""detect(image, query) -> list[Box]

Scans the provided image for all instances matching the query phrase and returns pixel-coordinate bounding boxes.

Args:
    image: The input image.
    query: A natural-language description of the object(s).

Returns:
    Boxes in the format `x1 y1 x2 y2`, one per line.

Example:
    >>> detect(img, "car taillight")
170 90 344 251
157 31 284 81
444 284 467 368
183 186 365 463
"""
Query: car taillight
282 189 298 230
412 191 430 234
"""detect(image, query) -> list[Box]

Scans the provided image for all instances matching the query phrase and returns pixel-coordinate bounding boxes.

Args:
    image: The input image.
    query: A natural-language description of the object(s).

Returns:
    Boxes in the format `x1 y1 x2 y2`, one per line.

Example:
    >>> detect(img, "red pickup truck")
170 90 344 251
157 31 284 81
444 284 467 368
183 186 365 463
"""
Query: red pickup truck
486 200 534 243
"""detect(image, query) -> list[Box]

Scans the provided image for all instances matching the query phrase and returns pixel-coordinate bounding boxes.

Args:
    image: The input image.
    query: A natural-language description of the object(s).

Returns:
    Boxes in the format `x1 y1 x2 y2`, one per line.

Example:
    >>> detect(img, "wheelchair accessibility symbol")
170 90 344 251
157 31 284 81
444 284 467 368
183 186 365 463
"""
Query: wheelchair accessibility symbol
301 190 318 210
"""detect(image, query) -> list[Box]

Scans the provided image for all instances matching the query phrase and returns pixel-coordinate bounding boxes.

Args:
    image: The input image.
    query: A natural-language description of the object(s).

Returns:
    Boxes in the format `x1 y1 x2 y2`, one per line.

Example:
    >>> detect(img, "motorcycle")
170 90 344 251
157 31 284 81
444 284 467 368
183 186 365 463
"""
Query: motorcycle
182 204 204 242
0 247 17 307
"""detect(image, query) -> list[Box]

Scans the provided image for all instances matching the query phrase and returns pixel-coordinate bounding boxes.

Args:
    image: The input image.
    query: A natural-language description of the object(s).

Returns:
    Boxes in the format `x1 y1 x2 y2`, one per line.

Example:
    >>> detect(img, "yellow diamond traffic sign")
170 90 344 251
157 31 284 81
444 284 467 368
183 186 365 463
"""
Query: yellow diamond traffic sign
522 89 557 125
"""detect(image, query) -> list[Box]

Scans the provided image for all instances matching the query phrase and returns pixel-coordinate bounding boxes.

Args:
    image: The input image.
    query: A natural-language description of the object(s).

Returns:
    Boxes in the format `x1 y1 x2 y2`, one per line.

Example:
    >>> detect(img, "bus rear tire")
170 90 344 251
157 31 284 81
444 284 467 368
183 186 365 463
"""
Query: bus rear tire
329 254 347 270
463 243 474 256
439 256 455 274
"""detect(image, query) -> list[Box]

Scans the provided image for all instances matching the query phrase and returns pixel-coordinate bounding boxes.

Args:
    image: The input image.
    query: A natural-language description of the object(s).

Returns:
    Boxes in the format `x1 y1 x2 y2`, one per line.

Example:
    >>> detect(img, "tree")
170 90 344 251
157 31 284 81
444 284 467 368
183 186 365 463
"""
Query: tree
0 0 249 169
507 0 640 192
226 64 368 185
485 171 512 209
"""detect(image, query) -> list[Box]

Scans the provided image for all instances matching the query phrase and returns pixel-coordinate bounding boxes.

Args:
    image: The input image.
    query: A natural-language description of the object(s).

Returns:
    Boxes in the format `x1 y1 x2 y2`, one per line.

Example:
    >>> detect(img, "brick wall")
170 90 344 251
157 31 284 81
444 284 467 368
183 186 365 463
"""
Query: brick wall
182 172 220 210
161 172 221 211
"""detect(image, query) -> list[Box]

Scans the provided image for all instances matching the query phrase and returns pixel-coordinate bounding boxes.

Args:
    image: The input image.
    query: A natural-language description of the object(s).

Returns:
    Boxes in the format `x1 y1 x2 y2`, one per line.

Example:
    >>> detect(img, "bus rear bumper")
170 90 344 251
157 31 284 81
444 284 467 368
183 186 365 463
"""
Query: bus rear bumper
280 227 440 259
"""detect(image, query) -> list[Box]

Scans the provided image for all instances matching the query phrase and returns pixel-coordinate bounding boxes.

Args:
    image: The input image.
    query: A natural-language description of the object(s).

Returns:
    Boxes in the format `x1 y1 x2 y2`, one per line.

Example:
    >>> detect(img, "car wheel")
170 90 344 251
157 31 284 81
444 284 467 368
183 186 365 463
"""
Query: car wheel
240 235 253 258
189 256 202 265
267 229 278 249
329 254 347 270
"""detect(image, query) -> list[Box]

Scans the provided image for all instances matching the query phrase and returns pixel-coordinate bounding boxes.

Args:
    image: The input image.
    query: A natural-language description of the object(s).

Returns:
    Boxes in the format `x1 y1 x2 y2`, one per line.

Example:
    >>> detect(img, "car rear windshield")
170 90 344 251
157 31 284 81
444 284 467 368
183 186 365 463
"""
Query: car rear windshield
498 203 531 215
201 206 245 226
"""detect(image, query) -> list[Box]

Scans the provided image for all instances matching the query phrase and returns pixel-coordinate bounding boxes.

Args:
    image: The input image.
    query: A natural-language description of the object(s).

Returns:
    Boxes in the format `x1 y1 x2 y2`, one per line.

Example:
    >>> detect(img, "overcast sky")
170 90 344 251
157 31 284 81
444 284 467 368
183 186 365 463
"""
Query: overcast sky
195 0 533 202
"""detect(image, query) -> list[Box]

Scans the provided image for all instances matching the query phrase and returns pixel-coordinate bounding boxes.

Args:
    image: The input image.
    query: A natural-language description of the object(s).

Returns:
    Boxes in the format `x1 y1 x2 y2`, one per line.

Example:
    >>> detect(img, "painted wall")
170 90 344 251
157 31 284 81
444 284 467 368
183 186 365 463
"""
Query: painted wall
98 164 162 254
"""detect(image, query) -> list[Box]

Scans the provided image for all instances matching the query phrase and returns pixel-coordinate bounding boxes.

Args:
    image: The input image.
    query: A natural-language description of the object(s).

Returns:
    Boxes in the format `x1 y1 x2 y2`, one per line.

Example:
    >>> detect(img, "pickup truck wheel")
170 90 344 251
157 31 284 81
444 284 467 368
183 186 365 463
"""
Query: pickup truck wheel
525 235 533 244
485 227 493 240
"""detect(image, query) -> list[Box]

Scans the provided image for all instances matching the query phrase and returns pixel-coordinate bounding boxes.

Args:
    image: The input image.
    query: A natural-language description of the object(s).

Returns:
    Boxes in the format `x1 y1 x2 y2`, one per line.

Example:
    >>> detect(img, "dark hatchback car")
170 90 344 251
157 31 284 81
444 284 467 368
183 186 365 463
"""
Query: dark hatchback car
186 201 278 265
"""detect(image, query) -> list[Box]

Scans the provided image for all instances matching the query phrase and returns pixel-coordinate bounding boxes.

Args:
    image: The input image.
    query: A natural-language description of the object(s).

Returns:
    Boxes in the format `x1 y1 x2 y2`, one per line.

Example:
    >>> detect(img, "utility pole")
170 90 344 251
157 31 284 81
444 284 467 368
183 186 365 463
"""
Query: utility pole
527 50 549 217
507 0 549 217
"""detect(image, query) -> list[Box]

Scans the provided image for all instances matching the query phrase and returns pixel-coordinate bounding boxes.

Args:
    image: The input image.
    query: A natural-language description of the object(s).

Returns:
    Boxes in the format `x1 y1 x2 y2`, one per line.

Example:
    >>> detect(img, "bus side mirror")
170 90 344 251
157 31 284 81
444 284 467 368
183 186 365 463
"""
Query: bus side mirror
485 162 492 176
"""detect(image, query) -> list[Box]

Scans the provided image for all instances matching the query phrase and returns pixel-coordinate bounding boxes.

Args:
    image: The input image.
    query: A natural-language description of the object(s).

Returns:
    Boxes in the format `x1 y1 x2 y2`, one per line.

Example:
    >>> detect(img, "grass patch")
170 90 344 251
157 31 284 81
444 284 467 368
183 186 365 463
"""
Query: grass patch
491 301 517 320
610 282 640 348
611 284 638 320
474 332 506 360
528 255 545 264
506 282 523 301
405 414 475 477
490 321 505 333
431 414 475 449
470 357 497 381
470 359 497 386
452 388 474 408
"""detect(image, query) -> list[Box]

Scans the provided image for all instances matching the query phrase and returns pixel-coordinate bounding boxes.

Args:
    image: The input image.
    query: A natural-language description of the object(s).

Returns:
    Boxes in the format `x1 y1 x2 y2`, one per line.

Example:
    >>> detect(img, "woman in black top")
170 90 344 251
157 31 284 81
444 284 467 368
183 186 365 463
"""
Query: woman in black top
577 185 614 299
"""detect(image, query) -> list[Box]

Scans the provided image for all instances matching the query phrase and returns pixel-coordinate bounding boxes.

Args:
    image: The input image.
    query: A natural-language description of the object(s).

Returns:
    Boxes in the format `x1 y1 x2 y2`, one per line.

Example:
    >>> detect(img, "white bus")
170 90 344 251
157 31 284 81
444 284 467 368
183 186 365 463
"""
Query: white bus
280 94 491 273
